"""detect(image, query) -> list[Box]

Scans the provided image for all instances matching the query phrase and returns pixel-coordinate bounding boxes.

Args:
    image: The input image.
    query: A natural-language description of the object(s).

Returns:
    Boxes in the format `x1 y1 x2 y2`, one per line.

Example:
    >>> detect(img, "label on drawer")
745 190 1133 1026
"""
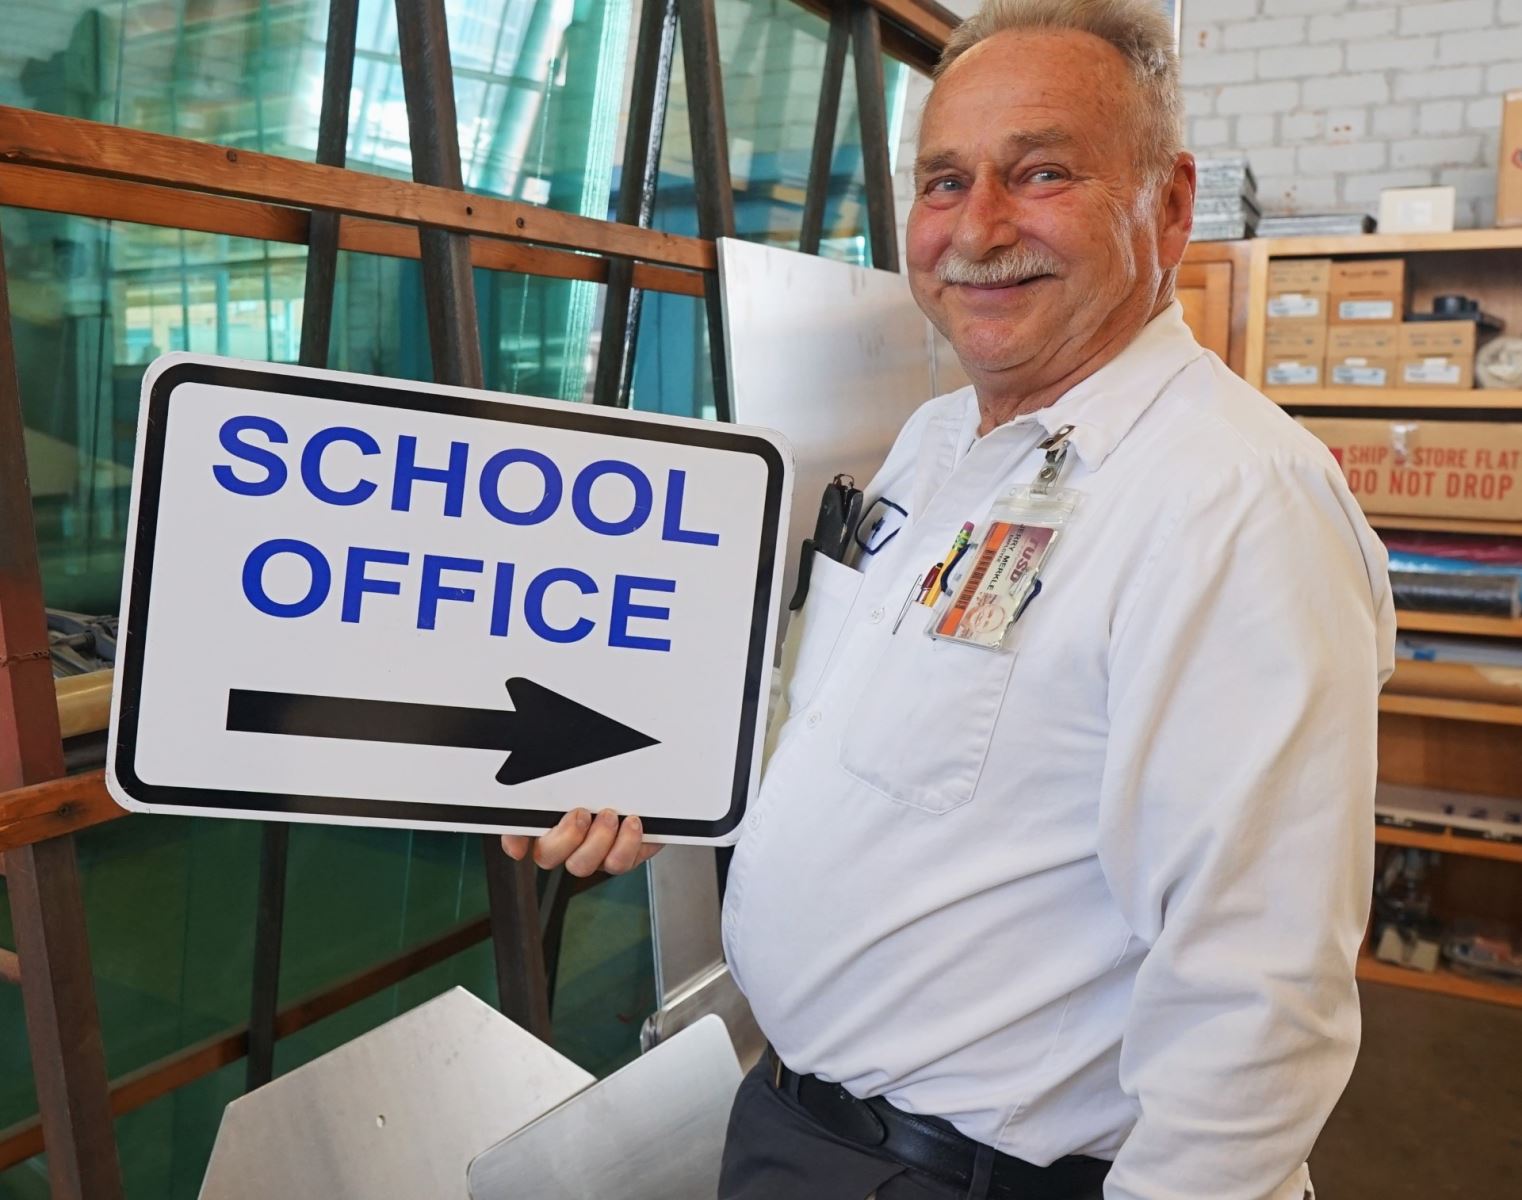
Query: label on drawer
1332 363 1389 386
1403 360 1462 385
1268 293 1323 319
1266 361 1319 386
1337 299 1397 321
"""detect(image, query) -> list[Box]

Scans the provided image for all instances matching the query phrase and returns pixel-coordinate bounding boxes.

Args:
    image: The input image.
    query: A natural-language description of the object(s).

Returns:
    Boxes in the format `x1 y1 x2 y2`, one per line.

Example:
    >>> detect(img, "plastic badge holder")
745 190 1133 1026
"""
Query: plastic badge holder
928 484 1079 650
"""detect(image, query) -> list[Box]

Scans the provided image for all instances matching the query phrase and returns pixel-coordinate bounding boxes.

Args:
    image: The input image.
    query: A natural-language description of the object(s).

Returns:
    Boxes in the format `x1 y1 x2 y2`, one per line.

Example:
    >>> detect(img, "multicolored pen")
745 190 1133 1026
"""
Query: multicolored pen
925 522 975 605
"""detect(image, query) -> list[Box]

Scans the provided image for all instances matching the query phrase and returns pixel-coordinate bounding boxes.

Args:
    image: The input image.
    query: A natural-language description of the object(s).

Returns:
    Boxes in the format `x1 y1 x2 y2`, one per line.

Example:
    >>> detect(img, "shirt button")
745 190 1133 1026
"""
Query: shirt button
806 711 822 728
868 606 885 623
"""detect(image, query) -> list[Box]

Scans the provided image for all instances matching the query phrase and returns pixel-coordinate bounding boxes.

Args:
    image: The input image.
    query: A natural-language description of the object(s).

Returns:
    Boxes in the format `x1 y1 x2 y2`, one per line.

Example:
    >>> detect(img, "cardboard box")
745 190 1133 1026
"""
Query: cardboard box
1399 356 1475 389
1264 323 1326 386
1267 258 1332 294
1266 323 1328 361
1326 355 1394 388
1398 320 1476 360
1299 417 1522 520
1329 326 1398 357
1500 90 1522 228
1266 292 1327 321
1330 258 1406 324
1330 259 1406 294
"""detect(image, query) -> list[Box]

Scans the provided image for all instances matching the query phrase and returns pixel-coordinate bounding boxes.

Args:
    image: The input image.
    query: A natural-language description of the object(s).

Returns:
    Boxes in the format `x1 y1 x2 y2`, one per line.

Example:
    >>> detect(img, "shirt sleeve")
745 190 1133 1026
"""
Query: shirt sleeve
1097 453 1394 1200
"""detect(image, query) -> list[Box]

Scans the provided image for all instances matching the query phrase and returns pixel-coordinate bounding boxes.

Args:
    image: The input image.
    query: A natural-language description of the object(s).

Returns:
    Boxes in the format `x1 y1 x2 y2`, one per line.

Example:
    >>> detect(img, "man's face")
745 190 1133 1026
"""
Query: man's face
907 29 1184 381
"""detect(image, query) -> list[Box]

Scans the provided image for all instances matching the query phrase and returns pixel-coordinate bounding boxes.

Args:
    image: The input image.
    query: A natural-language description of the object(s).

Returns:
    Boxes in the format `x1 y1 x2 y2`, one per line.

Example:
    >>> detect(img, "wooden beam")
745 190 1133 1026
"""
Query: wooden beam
0 165 704 297
0 206 124 1200
790 0 954 73
0 106 715 272
0 915 495 1172
0 771 126 853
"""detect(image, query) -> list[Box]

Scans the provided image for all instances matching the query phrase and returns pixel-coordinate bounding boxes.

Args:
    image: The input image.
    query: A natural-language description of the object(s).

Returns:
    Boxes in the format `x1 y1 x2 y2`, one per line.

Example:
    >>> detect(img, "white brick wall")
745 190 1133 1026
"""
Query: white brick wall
895 0 1519 252
1184 0 1521 228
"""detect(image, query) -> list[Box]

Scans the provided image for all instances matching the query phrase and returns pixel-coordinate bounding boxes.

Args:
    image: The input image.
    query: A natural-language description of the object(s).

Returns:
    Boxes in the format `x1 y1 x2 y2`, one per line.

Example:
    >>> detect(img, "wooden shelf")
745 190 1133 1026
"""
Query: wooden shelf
1270 387 1522 409
1376 822 1522 863
1357 952 1522 1009
1395 610 1522 637
1263 229 1522 257
1379 693 1522 725
1369 515 1522 536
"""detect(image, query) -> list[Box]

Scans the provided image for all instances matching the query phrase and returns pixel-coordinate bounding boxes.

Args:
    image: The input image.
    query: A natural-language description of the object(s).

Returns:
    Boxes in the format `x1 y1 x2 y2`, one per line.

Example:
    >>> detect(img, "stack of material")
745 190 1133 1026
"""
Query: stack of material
1193 156 1259 240
1385 534 1522 617
1257 213 1376 238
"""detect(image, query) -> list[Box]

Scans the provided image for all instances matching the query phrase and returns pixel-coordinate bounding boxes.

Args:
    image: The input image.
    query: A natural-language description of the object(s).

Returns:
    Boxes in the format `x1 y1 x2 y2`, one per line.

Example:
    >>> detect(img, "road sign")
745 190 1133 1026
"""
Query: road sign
106 355 791 844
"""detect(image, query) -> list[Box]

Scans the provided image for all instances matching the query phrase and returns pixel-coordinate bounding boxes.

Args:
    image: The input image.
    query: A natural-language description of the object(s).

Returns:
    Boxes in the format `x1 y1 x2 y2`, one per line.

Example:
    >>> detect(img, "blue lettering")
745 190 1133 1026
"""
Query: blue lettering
524 568 597 644
343 546 410 623
242 538 329 617
661 469 720 547
479 448 562 526
489 561 515 637
572 460 652 537
418 554 483 630
214 415 288 496
609 575 675 652
392 435 468 517
301 426 380 506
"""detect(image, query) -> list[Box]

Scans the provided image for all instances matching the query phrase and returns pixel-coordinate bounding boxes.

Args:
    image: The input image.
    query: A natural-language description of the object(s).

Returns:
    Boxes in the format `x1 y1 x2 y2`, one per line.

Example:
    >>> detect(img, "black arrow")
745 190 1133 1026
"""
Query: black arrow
226 678 659 785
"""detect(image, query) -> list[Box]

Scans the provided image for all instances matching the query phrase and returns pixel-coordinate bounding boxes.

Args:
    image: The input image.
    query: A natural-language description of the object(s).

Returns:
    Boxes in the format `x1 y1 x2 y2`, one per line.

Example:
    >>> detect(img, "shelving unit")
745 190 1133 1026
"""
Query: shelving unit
1245 229 1522 1008
1378 693 1522 726
1375 823 1522 865
1395 610 1522 637
1266 387 1522 410
1355 953 1522 1010
1369 514 1522 536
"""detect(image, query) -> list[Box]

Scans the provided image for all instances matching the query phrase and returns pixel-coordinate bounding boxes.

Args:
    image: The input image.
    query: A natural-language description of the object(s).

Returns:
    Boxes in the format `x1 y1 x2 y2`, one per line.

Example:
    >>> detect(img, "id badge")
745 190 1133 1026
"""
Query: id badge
930 485 1078 650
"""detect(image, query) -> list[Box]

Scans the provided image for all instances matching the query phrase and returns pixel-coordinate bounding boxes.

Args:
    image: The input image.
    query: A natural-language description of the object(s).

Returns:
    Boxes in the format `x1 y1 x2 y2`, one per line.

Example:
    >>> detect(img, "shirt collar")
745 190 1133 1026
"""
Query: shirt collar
965 301 1204 473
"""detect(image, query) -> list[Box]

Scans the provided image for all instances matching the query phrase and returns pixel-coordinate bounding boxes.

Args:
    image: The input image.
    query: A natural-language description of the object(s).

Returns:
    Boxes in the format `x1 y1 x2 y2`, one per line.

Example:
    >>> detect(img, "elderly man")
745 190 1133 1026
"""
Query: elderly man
506 1 1394 1197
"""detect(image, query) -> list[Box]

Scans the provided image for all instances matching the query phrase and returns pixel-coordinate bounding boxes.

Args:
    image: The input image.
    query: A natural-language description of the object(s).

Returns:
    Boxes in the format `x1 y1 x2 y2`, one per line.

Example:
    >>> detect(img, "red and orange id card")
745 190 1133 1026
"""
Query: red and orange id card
932 522 1055 649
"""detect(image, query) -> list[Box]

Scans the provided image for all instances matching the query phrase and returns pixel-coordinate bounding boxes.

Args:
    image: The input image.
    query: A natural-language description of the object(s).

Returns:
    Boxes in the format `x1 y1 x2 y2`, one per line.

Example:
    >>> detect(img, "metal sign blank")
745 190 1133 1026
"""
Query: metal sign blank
467 1013 742 1200
199 989 592 1200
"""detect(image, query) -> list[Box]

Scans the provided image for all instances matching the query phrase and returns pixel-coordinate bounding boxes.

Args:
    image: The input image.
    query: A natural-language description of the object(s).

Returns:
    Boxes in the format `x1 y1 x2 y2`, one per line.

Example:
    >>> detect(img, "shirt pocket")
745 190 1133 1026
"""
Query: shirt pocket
780 551 864 715
838 621 1017 814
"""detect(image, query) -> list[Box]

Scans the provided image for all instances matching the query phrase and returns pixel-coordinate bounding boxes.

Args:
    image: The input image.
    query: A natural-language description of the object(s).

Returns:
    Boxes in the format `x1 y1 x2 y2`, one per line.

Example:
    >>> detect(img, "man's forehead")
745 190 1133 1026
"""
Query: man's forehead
915 127 1076 173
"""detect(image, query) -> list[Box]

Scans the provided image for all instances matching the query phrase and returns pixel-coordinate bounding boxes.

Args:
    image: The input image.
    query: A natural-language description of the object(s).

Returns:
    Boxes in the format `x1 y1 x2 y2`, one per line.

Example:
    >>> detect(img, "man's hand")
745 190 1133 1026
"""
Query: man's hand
501 808 663 877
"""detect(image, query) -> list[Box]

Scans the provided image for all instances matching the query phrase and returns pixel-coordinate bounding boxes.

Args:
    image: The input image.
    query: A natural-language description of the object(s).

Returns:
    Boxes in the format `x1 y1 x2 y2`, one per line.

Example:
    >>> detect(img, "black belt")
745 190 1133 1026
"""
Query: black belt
770 1056 1109 1200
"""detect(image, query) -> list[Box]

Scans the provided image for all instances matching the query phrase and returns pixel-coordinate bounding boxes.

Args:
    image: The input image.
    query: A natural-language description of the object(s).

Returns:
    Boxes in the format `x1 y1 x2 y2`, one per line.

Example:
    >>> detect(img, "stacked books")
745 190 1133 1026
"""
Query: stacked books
1193 156 1259 241
1257 213 1377 238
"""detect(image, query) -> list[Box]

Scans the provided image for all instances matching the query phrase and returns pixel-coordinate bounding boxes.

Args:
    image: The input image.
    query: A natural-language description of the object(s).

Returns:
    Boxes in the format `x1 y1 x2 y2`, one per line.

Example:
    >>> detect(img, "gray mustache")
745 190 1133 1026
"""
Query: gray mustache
937 247 1062 287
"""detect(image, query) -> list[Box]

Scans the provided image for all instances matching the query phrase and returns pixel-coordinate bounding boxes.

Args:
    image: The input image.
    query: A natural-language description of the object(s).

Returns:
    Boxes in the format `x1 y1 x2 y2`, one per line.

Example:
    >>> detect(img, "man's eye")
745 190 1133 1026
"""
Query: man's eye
1029 169 1066 184
927 177 963 193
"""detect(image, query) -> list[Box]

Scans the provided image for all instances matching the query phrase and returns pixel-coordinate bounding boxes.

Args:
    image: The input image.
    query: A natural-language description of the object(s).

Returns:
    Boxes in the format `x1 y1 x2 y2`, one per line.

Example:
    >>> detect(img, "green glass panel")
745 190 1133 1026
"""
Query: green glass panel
629 0 908 418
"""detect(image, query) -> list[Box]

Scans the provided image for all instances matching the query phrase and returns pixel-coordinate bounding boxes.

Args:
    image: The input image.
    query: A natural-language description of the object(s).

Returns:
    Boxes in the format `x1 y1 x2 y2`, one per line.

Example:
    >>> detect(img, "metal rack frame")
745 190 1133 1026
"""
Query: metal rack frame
0 1 955 1192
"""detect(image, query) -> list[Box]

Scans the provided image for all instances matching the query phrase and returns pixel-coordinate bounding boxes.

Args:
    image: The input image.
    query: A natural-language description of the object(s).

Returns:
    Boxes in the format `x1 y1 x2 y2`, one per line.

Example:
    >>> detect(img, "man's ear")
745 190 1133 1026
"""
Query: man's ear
1158 151 1196 269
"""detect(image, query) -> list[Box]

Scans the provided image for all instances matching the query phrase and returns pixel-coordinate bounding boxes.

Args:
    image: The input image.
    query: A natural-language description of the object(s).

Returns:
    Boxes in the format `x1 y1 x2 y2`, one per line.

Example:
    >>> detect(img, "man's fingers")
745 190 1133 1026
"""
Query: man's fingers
634 841 664 867
500 834 530 860
533 808 593 869
563 808 620 876
602 816 646 875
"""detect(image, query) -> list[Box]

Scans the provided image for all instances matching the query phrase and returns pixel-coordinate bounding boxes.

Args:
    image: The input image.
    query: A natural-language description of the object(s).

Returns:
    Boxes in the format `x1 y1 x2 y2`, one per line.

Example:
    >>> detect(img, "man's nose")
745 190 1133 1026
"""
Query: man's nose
951 176 1019 261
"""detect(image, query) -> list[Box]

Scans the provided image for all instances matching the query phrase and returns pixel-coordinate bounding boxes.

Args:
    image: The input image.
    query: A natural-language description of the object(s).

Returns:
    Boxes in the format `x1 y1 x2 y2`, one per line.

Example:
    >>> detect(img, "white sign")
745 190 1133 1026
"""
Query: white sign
106 356 791 844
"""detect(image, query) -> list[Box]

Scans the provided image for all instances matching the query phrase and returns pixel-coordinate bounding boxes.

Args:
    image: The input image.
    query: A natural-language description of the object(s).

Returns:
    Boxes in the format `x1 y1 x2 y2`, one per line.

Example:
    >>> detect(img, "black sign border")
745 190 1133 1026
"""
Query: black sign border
113 359 786 841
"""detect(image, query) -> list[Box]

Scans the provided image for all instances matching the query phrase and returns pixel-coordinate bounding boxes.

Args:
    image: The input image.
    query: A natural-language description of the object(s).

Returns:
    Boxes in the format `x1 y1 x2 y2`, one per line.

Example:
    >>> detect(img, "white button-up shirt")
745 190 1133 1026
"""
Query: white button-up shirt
722 303 1395 1200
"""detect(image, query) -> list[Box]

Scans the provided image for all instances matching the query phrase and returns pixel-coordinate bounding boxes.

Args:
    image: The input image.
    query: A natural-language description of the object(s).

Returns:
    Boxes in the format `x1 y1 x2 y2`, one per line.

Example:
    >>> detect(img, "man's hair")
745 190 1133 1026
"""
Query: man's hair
935 0 1184 183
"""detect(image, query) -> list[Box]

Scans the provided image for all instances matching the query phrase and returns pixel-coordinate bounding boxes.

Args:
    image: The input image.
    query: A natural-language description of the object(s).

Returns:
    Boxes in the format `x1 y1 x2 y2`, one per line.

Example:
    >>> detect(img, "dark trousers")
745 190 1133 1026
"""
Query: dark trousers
718 1061 1105 1200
